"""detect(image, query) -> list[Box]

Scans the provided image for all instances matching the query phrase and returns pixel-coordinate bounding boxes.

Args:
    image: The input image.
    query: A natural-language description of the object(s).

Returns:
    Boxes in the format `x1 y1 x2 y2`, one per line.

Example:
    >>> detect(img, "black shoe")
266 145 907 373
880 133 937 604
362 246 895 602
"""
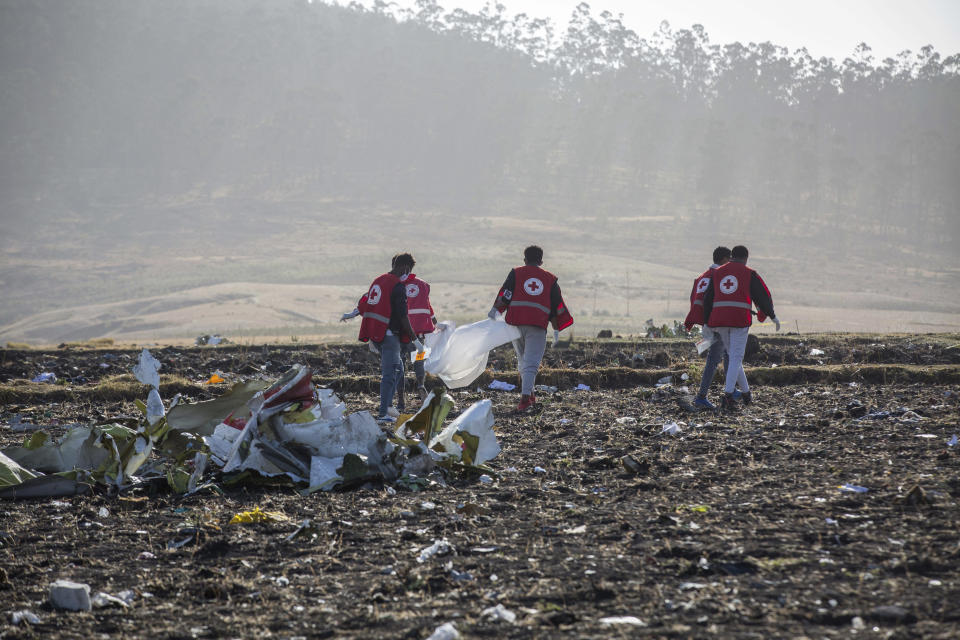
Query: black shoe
720 393 738 413
741 391 752 406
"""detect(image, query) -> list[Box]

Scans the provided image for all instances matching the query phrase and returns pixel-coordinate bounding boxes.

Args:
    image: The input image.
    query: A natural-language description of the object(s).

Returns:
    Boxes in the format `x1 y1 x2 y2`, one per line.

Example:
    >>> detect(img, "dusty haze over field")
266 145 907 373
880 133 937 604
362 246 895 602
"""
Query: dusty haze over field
1 0 958 344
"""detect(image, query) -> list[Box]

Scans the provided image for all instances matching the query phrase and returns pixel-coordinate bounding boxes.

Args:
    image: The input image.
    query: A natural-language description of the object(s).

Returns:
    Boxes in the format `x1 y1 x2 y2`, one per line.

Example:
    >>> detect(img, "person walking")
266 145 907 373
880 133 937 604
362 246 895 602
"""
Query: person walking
684 246 731 410
398 269 437 405
352 253 424 424
342 257 438 411
488 245 573 412
703 245 779 412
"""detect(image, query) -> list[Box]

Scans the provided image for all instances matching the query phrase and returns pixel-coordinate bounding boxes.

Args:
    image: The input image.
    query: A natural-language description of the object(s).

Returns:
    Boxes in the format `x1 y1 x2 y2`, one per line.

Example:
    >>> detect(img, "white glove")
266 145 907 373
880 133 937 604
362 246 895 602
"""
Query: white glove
368 340 379 354
340 308 360 322
487 307 499 320
413 339 425 354
552 329 559 347
772 317 781 332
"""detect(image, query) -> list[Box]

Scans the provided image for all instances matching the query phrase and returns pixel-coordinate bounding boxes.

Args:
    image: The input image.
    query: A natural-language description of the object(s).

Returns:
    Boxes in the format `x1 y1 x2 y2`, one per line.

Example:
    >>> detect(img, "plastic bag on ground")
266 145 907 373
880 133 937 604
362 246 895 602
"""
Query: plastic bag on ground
425 319 521 389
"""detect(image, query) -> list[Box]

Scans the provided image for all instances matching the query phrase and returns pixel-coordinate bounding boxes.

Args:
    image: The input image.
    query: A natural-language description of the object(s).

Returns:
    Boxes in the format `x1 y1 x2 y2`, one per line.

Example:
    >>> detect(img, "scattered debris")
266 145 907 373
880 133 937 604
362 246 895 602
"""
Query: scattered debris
838 484 868 493
1 354 501 498
662 421 682 435
488 380 516 391
31 372 57 384
229 507 289 524
425 622 459 640
599 615 647 627
481 604 517 623
418 538 455 563
10 610 41 625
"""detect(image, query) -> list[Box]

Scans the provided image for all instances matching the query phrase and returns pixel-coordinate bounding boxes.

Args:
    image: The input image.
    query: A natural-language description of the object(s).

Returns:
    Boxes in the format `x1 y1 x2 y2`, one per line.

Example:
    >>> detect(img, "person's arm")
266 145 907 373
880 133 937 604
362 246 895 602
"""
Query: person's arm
750 272 775 320
549 280 563 344
341 293 367 321
490 270 515 317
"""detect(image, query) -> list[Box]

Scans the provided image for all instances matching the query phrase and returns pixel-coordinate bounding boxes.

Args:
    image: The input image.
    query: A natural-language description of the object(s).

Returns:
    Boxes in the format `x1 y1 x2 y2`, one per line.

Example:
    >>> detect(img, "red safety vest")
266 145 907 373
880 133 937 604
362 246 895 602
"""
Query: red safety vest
358 273 401 343
707 262 756 328
503 265 574 331
684 268 713 329
403 274 435 336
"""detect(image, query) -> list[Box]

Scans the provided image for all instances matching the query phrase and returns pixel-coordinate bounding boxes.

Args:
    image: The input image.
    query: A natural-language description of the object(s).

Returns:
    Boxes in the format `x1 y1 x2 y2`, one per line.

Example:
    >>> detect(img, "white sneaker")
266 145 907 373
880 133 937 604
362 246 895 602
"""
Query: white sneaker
386 407 400 418
377 415 397 424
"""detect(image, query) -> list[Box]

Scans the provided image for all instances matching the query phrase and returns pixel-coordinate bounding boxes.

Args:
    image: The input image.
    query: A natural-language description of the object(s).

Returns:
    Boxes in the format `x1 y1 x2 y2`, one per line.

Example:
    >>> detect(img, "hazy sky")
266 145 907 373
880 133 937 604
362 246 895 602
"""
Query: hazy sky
355 0 960 61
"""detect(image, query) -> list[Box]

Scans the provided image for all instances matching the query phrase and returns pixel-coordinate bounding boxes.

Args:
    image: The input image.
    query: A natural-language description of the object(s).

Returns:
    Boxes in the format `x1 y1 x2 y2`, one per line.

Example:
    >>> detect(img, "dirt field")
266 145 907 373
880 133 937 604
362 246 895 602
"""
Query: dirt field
1 334 958 639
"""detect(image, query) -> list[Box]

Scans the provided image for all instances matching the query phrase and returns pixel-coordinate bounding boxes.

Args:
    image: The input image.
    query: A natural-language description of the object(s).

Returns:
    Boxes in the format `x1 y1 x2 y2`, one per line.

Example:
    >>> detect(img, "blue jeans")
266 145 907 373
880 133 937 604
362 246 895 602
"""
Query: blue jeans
698 335 729 398
378 333 403 416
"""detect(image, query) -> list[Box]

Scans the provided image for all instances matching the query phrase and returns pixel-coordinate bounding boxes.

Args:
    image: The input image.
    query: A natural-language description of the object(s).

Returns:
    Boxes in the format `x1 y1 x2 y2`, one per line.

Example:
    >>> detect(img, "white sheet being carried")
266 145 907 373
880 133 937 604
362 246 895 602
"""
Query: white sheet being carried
424 318 520 389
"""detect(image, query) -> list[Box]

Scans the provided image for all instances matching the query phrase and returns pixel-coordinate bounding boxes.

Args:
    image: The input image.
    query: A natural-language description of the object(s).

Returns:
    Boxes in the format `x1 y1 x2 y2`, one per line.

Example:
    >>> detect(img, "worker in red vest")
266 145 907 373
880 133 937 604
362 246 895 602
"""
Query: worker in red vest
702 245 779 412
399 271 437 403
684 246 731 410
349 253 423 424
342 258 437 410
488 245 573 412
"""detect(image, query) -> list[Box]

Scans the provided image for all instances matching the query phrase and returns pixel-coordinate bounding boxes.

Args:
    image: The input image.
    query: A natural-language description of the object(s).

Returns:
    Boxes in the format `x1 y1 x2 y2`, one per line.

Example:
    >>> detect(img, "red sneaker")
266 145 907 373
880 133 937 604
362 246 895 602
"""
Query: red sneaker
517 394 536 412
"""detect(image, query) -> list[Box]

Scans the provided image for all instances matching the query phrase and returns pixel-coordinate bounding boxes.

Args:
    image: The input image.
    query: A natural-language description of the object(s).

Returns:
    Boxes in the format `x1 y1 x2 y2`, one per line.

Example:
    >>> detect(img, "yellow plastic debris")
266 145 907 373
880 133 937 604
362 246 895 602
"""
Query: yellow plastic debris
206 374 225 384
229 506 288 525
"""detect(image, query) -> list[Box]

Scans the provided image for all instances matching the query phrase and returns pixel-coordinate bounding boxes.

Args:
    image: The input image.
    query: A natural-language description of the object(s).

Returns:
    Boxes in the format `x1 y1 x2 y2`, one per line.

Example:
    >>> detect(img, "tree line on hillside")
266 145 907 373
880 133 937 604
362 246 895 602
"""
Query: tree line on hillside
1 0 957 251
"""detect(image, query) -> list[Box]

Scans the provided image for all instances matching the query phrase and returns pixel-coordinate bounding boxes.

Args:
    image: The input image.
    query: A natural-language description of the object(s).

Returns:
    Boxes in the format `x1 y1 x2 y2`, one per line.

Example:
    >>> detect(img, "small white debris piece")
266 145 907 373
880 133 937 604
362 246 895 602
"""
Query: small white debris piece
425 622 460 640
92 592 129 609
481 604 517 623
851 616 866 630
133 348 162 389
615 417 637 425
563 524 587 535
49 579 92 611
418 538 455 563
599 616 646 627
533 466 547 474
478 474 493 484
662 421 681 435
947 435 958 447
11 610 41 625
98 507 109 518
809 348 825 356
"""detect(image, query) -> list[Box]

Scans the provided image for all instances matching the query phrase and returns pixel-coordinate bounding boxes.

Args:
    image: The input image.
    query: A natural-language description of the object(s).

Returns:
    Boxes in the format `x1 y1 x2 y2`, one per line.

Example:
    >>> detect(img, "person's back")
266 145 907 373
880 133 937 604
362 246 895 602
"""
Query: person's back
488 245 572 412
702 245 779 412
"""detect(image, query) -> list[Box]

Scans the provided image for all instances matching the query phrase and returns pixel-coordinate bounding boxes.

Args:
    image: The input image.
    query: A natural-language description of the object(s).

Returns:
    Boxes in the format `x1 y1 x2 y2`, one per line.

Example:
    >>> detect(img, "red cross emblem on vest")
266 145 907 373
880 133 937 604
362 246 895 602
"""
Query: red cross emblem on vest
719 275 738 295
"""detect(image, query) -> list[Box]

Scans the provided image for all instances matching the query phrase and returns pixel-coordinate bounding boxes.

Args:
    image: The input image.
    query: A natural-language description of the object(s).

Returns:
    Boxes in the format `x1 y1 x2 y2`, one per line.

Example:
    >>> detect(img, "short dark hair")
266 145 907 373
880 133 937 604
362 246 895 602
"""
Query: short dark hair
712 246 731 264
392 253 415 271
523 245 543 265
731 245 749 260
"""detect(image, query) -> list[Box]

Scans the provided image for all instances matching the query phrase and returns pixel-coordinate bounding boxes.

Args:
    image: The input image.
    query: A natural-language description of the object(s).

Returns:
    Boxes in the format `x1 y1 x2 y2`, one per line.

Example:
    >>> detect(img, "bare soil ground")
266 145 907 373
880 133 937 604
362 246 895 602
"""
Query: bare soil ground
1 334 958 639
